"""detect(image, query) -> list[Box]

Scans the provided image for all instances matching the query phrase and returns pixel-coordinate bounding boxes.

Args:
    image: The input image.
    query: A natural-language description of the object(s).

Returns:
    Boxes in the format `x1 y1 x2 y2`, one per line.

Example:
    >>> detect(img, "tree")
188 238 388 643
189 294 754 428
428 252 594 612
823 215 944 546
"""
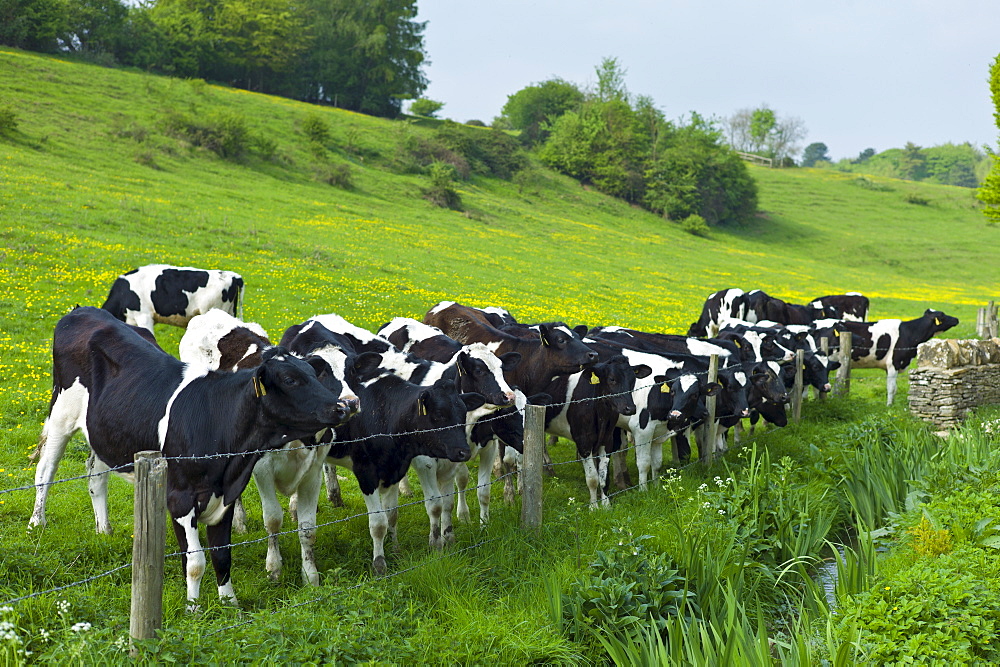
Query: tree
801 142 830 167
897 142 927 180
854 147 876 164
0 0 68 51
287 0 427 117
409 98 443 117
977 53 1000 223
724 105 806 163
59 0 129 59
498 77 583 146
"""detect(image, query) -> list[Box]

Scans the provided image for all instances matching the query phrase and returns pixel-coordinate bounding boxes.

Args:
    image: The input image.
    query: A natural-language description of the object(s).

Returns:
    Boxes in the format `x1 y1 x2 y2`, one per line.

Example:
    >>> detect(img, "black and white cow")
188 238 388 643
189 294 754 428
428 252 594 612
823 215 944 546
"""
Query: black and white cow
688 288 750 337
178 310 361 586
809 293 869 322
543 354 650 508
31 307 353 606
280 320 487 572
101 264 244 333
744 290 827 326
839 309 959 405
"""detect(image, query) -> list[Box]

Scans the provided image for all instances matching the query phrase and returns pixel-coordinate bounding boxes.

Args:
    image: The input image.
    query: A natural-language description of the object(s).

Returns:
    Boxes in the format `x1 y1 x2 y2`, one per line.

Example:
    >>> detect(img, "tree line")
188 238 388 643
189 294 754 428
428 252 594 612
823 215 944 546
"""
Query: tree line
0 0 428 117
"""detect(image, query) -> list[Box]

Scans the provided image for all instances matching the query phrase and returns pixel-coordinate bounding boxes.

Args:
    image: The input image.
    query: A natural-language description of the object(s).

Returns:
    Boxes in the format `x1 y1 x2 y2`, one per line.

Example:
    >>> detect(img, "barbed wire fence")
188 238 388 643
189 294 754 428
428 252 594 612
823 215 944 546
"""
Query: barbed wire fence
0 338 864 648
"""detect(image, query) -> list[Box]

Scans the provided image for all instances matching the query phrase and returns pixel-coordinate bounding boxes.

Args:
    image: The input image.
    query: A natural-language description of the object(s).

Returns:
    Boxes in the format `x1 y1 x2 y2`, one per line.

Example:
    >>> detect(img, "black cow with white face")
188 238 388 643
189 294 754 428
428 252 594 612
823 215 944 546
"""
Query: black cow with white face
101 264 244 333
840 309 959 405
31 307 352 608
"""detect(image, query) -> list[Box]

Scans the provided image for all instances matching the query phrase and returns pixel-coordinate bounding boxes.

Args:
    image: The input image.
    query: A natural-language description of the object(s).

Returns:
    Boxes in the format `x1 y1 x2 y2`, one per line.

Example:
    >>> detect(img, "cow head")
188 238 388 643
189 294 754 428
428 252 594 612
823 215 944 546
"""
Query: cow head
715 366 751 427
252 347 357 439
455 345 518 407
587 355 649 417
925 309 959 333
537 322 599 372
413 378 484 462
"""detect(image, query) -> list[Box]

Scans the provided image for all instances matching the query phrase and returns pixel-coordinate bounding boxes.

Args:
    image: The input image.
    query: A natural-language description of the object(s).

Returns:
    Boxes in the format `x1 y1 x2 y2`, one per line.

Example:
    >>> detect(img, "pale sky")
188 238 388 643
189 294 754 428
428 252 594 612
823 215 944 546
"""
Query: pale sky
415 0 999 161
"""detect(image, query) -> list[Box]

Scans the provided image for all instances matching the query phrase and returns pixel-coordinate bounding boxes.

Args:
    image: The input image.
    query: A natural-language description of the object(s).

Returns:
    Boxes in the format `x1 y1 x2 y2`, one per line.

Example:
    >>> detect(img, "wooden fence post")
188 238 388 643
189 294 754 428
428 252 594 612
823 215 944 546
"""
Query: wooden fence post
701 354 719 466
130 450 167 656
792 349 804 422
520 404 545 529
977 308 986 338
990 301 999 339
818 337 829 401
834 331 852 397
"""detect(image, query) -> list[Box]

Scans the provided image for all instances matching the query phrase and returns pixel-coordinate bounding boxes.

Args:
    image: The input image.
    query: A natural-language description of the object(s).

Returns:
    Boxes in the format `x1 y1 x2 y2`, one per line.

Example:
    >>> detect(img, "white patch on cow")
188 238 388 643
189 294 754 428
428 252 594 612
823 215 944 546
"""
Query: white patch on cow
175 509 207 602
734 371 747 387
379 317 444 352
31 379 91 529
428 301 456 315
679 375 698 393
598 326 633 336
553 325 575 338
366 348 427 385
485 341 503 354
179 309 269 370
686 339 730 358
308 344 356 402
158 364 209 449
238 344 259 367
545 372 580 438
199 493 230 526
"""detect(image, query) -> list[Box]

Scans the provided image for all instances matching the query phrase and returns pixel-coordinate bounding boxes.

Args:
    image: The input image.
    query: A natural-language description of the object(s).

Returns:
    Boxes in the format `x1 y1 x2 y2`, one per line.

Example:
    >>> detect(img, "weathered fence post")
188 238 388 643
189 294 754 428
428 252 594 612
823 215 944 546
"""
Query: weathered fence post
989 301 999 339
834 331 852 397
130 450 167 656
818 337 829 401
700 354 719 466
520 404 545 529
977 308 986 338
792 349 804 422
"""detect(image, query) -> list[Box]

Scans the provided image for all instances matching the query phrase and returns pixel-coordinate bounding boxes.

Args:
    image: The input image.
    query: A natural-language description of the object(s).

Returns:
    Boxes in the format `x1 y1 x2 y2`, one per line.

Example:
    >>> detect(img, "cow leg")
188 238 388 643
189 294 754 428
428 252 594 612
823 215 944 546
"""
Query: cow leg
886 367 898 406
439 465 459 545
205 511 239 606
30 384 87 529
232 498 248 534
324 462 344 507
294 459 325 586
172 509 207 610
398 476 413 497
455 462 471 523
632 428 652 489
500 443 521 504
413 456 444 549
86 451 113 535
361 490 390 575
254 467 285 583
543 435 557 476
597 448 611 508
581 455 603 509
649 434 666 483
384 484 400 551
475 440 498 524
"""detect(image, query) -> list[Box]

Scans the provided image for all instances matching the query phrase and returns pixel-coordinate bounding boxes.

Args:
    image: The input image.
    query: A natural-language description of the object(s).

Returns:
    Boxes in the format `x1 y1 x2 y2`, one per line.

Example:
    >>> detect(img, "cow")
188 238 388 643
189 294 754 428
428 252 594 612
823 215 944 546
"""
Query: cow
101 264 244 333
809 293 869 322
543 355 650 508
744 290 828 326
30 307 353 607
178 310 361 586
688 288 750 337
423 301 598 398
839 309 959 405
280 320 487 573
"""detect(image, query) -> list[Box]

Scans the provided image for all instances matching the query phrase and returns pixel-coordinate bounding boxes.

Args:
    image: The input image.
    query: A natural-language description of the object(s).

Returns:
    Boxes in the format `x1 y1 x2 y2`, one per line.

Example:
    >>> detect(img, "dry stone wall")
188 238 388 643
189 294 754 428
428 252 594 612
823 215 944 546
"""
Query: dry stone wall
908 339 1000 430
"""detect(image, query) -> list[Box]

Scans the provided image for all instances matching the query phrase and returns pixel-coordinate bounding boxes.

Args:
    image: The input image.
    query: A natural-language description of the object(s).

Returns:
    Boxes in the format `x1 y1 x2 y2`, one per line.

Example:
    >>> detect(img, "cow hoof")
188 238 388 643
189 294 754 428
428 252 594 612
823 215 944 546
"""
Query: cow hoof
372 556 387 576
185 603 203 615
267 569 281 583
303 572 320 587
543 464 555 477
328 492 344 508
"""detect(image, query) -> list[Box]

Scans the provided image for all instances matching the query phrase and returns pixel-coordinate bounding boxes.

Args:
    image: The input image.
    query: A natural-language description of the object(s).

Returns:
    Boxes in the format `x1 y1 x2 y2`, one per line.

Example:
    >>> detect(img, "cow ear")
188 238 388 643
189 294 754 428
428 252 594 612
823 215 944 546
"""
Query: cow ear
573 324 589 338
633 364 652 379
456 351 470 376
589 370 601 385
461 392 487 412
305 355 330 379
252 365 268 397
527 392 552 406
537 324 551 347
703 382 721 396
500 351 521 371
353 351 383 380
417 390 429 416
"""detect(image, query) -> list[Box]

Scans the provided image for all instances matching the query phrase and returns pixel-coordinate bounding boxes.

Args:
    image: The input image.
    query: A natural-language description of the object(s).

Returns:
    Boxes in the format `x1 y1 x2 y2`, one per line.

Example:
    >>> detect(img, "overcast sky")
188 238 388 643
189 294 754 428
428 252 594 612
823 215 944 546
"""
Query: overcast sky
414 0 998 161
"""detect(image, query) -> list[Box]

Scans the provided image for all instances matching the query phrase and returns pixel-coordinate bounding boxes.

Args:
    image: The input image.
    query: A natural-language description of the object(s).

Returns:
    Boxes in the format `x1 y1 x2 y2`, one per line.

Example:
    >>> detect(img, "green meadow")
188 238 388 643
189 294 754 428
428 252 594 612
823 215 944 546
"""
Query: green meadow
1 47 1000 663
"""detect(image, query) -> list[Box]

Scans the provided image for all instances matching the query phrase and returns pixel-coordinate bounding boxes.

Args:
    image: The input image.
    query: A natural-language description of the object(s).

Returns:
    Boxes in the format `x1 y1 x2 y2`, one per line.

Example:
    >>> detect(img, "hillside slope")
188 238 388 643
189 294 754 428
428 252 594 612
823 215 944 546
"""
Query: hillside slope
0 47 994 371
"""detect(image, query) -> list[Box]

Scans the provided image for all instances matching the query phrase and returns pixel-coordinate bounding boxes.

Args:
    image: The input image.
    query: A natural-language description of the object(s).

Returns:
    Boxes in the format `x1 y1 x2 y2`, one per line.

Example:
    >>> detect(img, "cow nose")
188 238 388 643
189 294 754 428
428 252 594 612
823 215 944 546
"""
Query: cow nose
448 448 471 463
779 393 790 404
622 405 636 416
587 351 598 362
669 410 682 418
741 409 750 418
342 396 361 414
503 392 516 406
822 383 832 393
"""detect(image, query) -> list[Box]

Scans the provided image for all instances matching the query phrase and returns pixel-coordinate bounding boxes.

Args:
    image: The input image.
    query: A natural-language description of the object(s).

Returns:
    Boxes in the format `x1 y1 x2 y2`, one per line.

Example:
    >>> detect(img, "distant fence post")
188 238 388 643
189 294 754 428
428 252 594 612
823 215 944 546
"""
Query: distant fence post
989 301 999 339
977 308 986 338
520 404 545 529
834 331 852 397
701 354 719 466
792 349 804 422
818 337 829 401
130 451 167 656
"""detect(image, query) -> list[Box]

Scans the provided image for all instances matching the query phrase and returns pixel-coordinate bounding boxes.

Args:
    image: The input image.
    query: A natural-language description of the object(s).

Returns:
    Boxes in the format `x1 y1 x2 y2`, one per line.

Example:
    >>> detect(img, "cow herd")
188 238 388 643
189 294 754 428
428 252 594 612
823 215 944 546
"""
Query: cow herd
27 266 960 608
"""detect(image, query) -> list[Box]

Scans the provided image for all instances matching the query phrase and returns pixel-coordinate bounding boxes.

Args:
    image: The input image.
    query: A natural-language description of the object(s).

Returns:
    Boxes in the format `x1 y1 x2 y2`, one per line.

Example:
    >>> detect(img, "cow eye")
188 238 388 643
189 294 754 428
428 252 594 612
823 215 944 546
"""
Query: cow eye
283 376 298 387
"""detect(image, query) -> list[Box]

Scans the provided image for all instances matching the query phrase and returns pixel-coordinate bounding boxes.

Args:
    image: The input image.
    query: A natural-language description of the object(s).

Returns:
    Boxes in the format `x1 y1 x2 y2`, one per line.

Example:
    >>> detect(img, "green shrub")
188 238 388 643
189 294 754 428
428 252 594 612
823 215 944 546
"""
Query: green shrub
836 552 1000 664
553 530 697 647
301 112 331 145
314 163 353 189
679 214 710 237
905 193 931 206
424 162 462 210
0 103 18 136
409 98 444 118
853 176 893 192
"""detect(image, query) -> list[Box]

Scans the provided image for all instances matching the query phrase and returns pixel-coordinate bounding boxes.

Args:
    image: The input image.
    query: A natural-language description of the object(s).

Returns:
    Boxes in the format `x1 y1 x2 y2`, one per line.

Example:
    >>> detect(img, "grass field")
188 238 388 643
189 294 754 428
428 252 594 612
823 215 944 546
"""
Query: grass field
1 47 998 663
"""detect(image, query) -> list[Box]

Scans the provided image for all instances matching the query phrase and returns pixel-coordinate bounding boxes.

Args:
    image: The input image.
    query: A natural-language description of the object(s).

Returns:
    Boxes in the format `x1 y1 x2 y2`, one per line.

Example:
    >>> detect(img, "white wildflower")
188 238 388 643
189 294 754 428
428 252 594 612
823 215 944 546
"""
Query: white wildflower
70 622 91 633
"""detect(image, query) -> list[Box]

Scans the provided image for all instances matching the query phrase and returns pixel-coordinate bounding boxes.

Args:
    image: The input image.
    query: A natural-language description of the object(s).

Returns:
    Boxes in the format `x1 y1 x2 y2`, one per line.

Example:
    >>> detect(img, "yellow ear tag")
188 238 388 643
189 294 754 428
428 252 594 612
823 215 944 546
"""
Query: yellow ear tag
419 400 427 416
935 318 941 326
457 364 464 376
660 383 670 393
253 376 266 397
834 331 839 337
590 373 600 385
734 339 741 347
